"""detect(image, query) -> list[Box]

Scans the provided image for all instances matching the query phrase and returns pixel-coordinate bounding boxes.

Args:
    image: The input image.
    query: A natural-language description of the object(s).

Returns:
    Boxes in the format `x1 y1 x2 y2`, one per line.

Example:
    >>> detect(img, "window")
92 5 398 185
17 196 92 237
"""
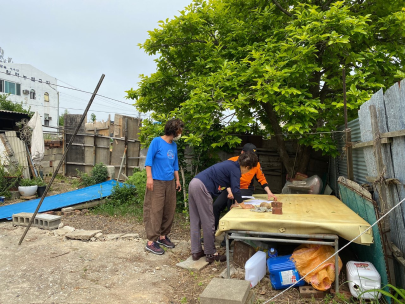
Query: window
44 113 50 127
30 89 36 99
44 92 49 102
3 81 21 96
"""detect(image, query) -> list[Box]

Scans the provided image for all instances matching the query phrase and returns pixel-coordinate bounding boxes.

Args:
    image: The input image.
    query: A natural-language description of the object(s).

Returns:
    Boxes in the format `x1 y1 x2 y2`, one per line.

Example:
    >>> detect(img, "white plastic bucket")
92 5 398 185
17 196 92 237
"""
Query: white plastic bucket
346 261 381 299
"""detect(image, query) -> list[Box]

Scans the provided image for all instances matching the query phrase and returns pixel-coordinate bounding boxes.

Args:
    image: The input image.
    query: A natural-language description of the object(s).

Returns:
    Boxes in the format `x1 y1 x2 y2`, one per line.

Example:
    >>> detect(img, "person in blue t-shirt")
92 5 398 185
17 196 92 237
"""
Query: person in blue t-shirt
144 118 184 255
188 151 258 263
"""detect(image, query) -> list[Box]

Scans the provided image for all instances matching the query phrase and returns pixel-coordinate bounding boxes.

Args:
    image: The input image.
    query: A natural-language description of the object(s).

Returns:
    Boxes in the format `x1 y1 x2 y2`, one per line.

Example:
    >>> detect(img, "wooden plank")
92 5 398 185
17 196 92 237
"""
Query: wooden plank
352 138 391 149
380 129 405 139
65 114 86 176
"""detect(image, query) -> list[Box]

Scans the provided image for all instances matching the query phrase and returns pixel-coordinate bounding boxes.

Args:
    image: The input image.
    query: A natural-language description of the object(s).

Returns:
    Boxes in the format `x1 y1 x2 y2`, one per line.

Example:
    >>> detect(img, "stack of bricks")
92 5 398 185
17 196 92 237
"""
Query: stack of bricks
271 201 283 214
12 212 61 230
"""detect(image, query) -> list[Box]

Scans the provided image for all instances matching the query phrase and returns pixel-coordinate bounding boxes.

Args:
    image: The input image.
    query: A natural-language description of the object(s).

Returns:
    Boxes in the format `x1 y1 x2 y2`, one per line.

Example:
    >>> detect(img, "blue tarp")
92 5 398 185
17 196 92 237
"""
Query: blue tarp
0 180 119 220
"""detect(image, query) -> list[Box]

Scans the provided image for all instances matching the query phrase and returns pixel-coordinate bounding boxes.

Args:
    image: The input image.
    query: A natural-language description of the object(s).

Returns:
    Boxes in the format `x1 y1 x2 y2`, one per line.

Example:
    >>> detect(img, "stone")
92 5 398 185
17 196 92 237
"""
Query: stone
120 233 139 240
155 267 160 270
90 237 96 242
61 207 74 212
219 265 237 278
54 226 75 236
58 222 64 229
200 278 251 304
63 211 74 216
65 230 102 241
95 233 103 239
104 233 124 241
74 210 81 215
176 256 209 271
171 240 189 254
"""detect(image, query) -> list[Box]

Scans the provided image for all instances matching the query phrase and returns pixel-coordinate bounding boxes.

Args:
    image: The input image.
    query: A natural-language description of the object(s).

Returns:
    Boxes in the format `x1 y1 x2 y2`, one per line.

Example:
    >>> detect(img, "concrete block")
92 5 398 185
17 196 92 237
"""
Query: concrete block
65 230 102 241
176 256 209 271
12 212 61 230
61 207 74 212
299 286 326 298
12 212 34 227
200 278 251 304
35 214 62 230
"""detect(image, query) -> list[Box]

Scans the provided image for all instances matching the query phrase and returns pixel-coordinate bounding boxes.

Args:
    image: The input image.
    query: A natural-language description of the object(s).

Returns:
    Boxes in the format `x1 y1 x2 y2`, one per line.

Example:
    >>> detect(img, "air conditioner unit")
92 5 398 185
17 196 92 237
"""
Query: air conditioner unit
22 90 29 95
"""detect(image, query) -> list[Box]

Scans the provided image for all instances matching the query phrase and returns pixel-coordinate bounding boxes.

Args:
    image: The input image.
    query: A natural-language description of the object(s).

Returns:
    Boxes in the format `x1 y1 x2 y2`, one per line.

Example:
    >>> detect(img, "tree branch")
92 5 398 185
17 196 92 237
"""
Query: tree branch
322 0 334 11
271 0 292 17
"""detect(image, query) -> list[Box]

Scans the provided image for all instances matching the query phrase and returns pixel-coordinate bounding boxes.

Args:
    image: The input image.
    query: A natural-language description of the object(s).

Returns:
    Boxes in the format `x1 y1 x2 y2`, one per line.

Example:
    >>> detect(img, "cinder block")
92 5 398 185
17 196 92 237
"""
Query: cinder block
299 286 327 299
41 161 51 168
12 212 34 227
35 214 62 230
12 212 61 230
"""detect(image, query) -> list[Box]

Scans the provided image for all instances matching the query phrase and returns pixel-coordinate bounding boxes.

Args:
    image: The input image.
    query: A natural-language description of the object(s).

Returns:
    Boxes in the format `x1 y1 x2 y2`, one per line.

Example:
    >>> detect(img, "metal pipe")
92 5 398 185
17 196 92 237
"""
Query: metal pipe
229 235 335 246
226 232 230 279
18 74 105 245
227 230 339 240
335 238 339 293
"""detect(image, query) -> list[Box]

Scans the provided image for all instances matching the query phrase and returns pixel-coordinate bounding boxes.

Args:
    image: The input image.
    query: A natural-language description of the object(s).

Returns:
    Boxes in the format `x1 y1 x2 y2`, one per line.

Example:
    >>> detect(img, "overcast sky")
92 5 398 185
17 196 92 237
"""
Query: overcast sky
0 0 192 122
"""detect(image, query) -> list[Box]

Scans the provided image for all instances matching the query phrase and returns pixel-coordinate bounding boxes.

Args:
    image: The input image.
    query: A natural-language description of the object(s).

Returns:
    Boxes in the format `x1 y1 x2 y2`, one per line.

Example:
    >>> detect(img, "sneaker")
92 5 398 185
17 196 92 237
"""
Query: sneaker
145 242 164 255
157 236 175 248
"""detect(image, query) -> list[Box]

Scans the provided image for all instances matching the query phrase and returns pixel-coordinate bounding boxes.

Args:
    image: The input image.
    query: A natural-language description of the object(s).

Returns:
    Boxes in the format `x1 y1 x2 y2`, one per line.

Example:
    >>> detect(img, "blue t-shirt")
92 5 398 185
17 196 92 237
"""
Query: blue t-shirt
145 137 179 181
195 160 244 204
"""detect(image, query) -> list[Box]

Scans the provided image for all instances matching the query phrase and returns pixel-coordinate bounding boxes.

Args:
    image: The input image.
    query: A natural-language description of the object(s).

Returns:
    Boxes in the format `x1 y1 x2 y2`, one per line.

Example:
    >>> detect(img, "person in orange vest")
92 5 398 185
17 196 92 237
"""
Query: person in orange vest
213 143 277 245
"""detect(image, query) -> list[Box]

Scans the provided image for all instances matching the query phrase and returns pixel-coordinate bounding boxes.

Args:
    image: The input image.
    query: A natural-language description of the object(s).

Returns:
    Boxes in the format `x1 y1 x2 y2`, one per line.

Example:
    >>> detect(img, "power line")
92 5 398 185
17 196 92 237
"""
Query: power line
0 70 135 106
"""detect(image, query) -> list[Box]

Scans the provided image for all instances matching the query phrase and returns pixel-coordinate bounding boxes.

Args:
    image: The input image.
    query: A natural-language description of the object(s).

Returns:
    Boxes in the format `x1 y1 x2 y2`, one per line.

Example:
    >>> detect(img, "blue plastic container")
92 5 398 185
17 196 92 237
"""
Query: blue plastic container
267 254 305 290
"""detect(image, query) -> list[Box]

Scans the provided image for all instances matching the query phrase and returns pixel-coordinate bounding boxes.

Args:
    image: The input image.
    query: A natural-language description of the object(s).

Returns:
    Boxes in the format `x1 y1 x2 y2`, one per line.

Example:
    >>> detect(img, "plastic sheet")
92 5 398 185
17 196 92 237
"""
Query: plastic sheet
291 244 343 291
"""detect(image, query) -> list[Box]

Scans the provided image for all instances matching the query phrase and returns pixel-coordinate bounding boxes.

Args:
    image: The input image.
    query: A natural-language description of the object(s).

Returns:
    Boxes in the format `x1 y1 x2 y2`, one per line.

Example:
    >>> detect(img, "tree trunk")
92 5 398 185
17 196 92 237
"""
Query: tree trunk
260 101 294 178
296 145 311 174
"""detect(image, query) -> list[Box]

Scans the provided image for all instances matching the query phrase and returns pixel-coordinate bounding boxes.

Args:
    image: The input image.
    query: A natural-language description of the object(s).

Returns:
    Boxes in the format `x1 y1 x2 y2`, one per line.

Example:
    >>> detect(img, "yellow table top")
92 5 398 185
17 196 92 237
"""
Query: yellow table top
216 194 373 245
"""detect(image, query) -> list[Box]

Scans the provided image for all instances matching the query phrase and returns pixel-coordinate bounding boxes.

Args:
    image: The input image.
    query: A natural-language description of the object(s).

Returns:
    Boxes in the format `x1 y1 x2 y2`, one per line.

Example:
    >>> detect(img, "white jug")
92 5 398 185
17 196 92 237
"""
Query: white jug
245 251 267 288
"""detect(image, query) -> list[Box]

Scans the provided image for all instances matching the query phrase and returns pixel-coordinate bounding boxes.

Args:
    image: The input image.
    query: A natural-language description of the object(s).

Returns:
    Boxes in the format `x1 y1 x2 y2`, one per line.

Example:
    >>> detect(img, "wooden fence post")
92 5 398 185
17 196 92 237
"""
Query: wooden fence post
124 118 128 176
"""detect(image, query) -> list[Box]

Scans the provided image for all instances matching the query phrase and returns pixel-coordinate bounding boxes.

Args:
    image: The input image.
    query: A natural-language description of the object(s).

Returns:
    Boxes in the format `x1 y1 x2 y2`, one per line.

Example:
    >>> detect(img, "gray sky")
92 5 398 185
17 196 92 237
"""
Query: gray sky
0 0 192 122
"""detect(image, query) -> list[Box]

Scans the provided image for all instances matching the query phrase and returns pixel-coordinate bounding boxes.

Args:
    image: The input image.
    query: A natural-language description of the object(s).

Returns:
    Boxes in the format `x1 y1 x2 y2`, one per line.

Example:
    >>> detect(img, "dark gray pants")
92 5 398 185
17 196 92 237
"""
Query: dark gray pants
188 178 216 255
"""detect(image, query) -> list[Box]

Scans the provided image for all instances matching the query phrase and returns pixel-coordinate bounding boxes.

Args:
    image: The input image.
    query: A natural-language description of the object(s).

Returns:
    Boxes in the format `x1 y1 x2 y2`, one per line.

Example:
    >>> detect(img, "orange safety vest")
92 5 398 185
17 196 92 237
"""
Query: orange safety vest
228 156 268 190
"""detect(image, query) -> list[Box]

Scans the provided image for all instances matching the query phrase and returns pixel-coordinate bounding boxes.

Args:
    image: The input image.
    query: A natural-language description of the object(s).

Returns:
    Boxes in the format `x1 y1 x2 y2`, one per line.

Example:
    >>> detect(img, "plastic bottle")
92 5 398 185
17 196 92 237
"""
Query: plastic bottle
245 251 267 288
268 248 278 258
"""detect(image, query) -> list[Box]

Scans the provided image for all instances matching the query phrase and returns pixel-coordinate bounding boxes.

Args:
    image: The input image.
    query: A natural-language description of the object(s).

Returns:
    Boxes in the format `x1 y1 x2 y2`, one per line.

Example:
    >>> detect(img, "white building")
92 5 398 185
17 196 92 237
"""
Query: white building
0 63 59 132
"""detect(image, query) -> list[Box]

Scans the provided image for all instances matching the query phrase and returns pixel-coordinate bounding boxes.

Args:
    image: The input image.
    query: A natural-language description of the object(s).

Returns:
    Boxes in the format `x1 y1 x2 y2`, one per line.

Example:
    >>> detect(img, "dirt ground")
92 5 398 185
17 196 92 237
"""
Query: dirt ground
0 176 355 304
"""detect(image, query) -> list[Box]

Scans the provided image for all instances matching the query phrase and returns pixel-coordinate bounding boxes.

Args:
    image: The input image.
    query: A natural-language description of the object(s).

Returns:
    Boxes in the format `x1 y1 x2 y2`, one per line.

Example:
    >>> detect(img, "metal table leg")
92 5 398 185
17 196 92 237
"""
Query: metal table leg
226 232 230 279
335 237 339 293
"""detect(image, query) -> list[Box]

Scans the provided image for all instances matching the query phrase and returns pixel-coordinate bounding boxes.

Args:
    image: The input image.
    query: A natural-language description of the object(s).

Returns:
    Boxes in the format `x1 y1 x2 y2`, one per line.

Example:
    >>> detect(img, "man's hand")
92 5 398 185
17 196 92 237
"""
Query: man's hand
146 177 154 191
176 180 181 192
227 188 234 199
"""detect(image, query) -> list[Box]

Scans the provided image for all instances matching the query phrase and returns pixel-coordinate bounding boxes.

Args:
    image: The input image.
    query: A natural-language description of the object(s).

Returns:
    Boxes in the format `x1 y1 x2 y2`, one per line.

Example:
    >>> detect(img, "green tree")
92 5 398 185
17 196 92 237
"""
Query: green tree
59 109 69 126
127 0 405 176
0 94 33 116
90 113 96 123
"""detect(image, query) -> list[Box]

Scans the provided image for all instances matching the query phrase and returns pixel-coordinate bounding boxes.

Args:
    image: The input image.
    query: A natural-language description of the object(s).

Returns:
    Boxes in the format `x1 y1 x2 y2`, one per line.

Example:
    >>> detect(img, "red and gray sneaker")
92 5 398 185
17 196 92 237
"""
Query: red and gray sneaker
145 241 164 255
157 236 175 249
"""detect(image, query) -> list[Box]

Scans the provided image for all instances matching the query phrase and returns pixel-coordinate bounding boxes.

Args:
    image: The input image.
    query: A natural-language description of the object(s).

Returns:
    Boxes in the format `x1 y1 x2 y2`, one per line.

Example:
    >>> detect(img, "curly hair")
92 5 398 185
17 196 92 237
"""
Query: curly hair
164 118 184 136
238 151 258 169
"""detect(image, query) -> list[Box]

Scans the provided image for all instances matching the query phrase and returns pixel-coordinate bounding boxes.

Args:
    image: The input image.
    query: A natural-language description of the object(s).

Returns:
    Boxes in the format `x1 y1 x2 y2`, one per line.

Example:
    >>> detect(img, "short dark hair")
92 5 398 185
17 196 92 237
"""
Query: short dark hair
164 119 184 136
238 151 258 170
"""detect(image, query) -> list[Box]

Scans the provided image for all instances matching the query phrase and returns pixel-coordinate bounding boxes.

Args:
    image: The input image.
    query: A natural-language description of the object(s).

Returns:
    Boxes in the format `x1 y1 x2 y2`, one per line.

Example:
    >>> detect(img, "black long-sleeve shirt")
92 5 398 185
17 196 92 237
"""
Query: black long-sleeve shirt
195 160 244 204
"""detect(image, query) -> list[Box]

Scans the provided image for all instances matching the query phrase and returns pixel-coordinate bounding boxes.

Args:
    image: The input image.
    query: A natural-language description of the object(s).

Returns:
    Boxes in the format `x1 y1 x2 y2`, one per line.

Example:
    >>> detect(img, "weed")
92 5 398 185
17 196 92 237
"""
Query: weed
180 297 187 304
77 163 108 187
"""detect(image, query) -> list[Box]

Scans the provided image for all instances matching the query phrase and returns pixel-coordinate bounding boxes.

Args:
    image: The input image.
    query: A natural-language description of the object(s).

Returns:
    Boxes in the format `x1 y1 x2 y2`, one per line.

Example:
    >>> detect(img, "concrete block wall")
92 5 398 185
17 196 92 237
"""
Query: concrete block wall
40 146 63 175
